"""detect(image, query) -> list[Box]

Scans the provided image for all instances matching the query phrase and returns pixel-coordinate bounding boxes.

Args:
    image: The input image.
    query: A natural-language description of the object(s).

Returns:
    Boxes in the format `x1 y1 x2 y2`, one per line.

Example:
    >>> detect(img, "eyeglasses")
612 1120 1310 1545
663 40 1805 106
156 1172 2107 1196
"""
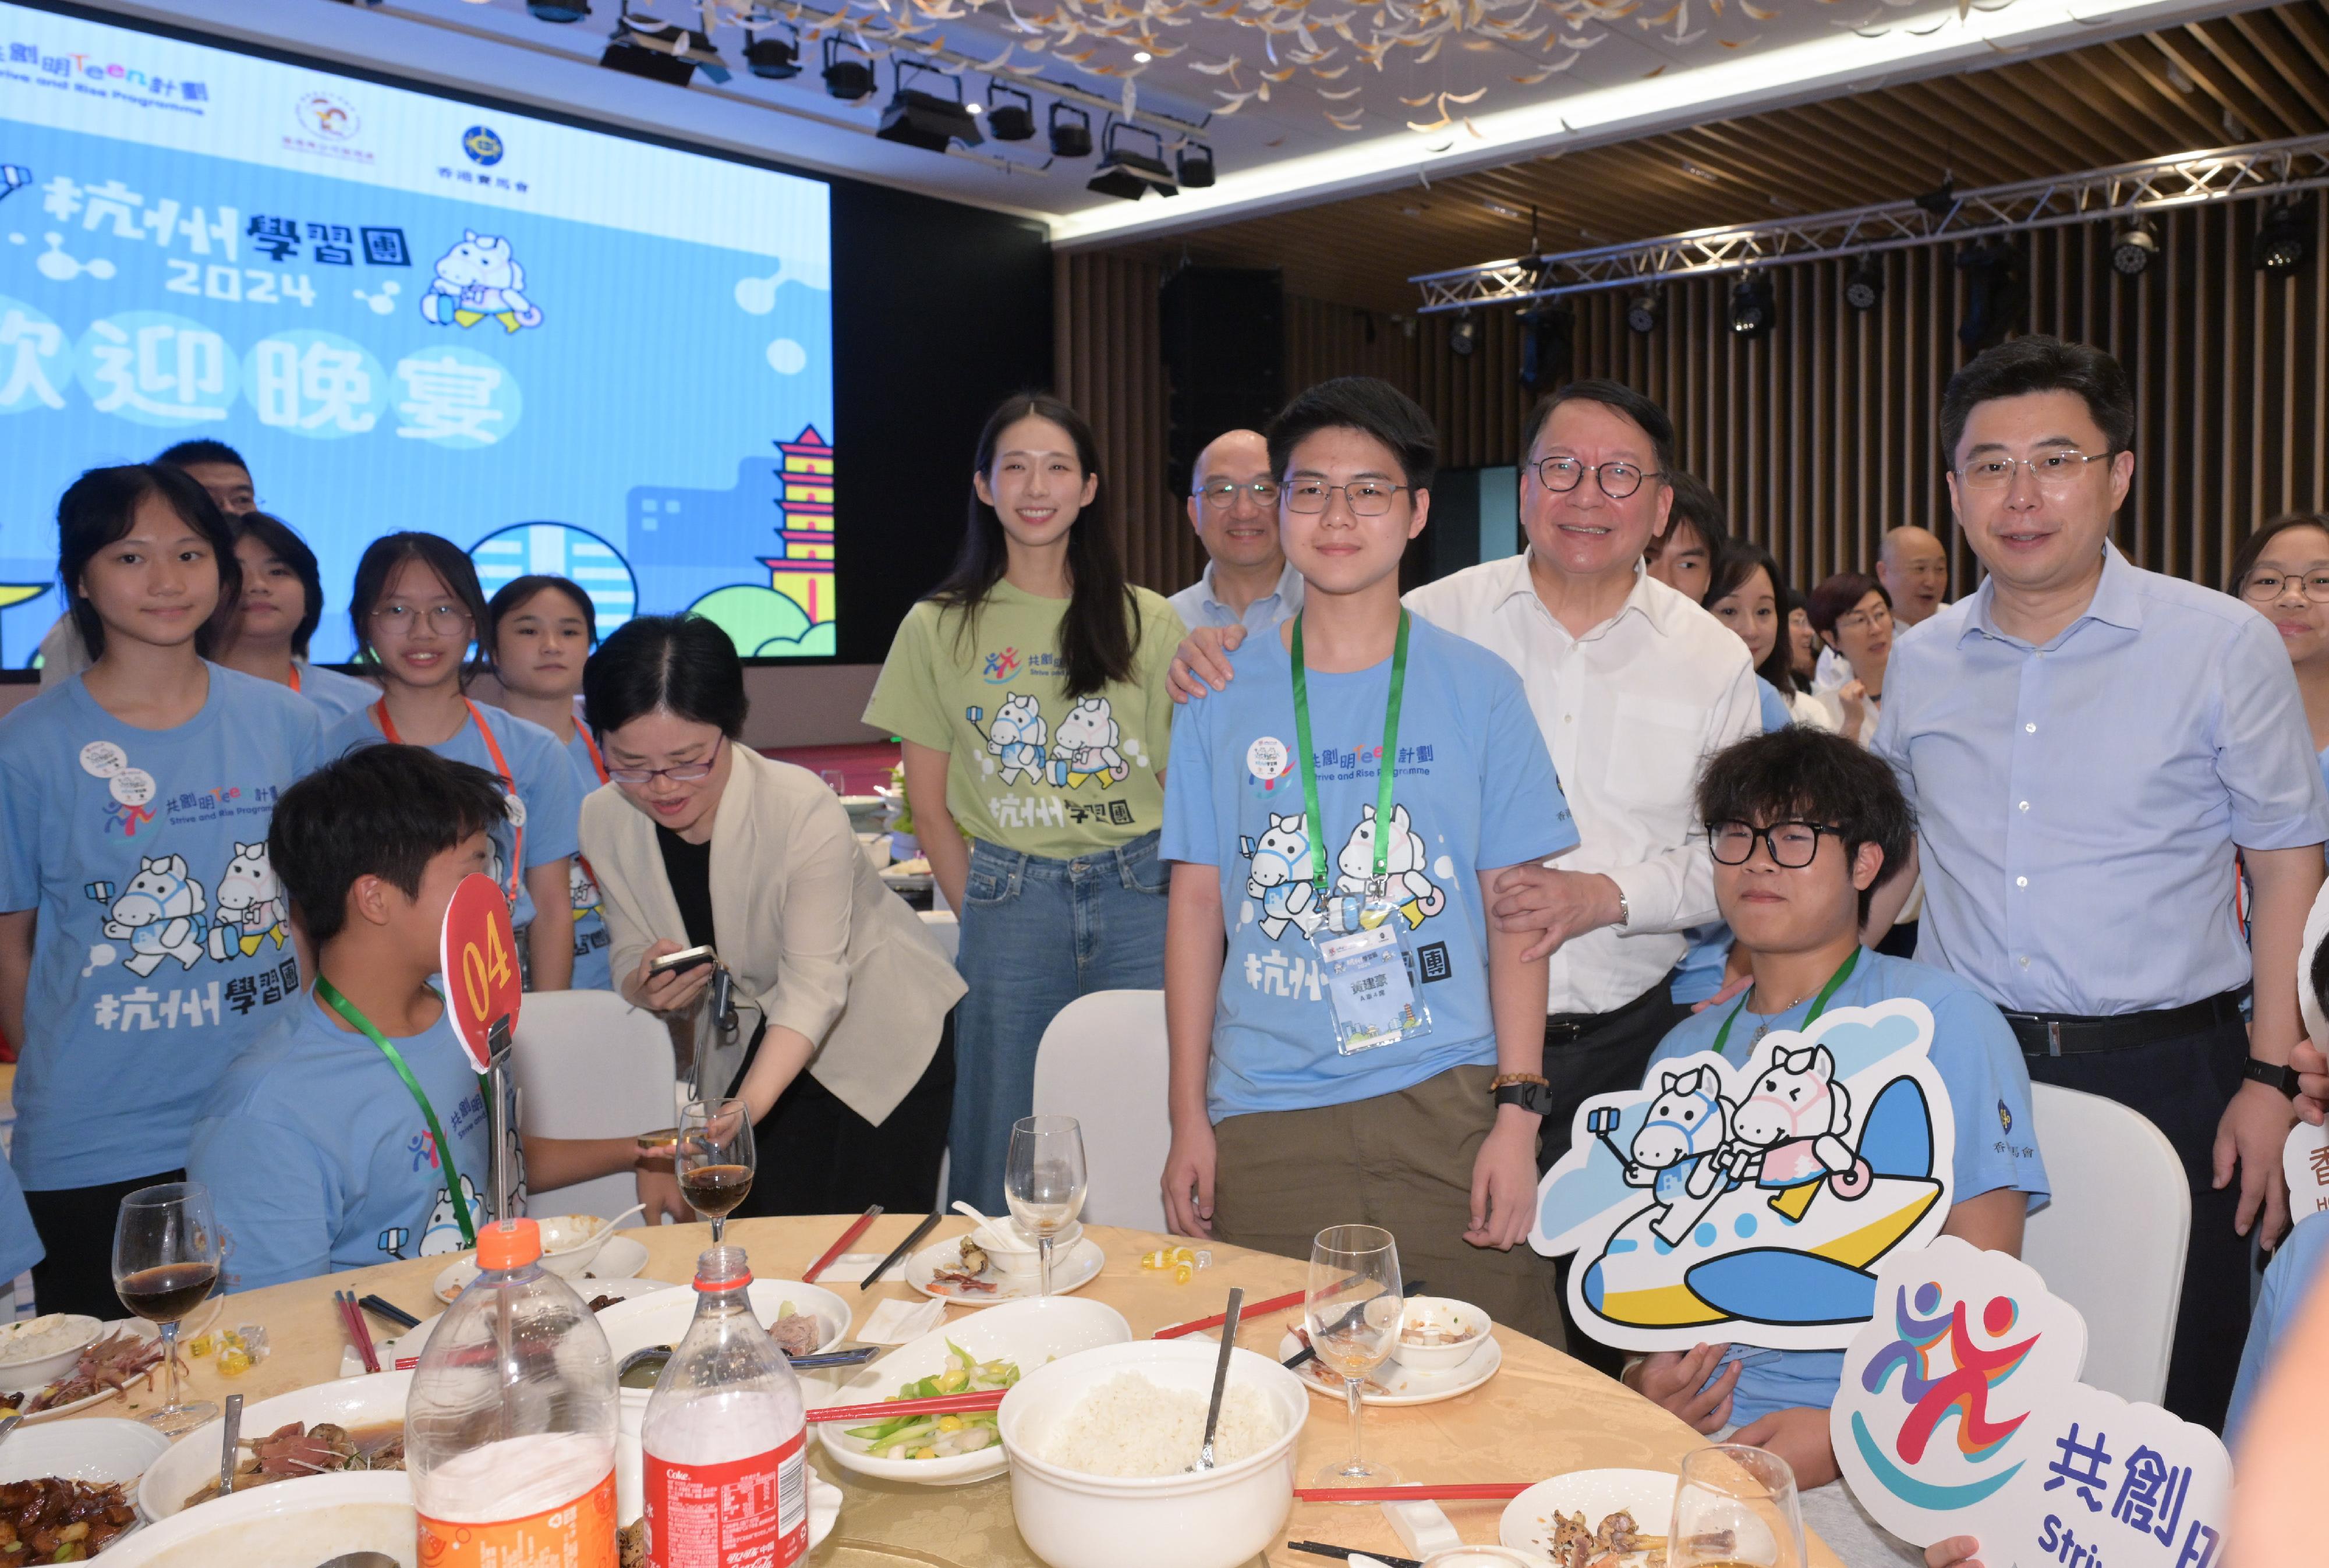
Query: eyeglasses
370 603 472 634
1708 819 1843 868
1195 479 1282 508
2242 571 2329 604
1283 479 1410 516
1531 456 1664 500
1958 449 2114 490
607 732 724 787
1835 603 1892 635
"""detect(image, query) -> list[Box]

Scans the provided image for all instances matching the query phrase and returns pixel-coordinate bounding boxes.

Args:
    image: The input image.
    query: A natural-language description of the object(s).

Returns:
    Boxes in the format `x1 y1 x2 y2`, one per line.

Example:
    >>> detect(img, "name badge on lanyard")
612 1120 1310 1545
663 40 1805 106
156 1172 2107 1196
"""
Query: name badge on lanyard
1290 612 1433 1057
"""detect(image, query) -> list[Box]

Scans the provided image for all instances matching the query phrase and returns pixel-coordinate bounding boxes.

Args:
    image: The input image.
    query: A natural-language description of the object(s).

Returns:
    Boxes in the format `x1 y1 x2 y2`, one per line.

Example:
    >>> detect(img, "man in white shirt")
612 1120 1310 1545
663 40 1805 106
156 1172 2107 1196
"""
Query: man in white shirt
1877 525 1950 628
1166 429 1305 635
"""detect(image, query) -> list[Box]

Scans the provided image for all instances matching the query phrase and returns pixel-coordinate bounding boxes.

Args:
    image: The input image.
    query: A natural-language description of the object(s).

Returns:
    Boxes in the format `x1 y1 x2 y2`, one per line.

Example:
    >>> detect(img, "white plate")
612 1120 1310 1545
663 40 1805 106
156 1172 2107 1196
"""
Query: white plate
377 1275 677 1369
1276 1329 1503 1407
0 1416 169 1487
137 1369 412 1522
100 1470 414 1568
812 1296 1132 1488
1499 1468 1677 1560
904 1236 1105 1304
433 1233 650 1304
15 1314 217 1425
595 1278 853 1376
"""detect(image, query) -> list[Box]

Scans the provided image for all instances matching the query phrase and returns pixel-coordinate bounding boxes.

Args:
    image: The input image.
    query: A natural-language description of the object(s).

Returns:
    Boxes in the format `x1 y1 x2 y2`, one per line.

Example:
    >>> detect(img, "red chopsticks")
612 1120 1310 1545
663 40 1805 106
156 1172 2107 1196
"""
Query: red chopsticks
1293 1483 1533 1502
334 1289 381 1374
809 1389 1006 1425
1153 1287 1307 1339
803 1205 884 1284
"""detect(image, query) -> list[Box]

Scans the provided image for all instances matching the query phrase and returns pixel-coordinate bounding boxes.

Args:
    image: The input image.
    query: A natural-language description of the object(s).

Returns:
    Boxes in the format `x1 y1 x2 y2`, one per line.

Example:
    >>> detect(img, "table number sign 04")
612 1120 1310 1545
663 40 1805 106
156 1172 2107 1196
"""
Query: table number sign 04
439 873 523 1220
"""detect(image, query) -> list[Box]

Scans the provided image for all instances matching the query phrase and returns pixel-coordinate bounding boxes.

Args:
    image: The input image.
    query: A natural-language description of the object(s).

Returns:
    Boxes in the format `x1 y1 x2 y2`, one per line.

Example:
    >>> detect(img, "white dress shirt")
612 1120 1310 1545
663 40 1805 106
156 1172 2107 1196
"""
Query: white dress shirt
1403 553 1760 1015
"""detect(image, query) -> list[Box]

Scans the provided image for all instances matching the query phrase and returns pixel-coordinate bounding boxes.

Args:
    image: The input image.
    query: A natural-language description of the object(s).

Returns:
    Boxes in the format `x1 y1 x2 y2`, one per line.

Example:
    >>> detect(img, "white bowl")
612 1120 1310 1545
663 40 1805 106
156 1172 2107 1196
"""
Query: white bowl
0 1416 169 1488
996 1339 1308 1568
814 1296 1131 1488
596 1279 850 1422
101 1470 413 1568
536 1213 618 1277
0 1314 103 1394
137 1369 412 1521
1391 1296 1496 1372
969 1219 1085 1279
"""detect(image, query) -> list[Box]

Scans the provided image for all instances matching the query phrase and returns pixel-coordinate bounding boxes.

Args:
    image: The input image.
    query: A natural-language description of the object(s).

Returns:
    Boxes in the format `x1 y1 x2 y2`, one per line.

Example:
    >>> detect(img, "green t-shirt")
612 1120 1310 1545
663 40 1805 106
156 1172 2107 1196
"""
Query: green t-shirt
865 582 1185 859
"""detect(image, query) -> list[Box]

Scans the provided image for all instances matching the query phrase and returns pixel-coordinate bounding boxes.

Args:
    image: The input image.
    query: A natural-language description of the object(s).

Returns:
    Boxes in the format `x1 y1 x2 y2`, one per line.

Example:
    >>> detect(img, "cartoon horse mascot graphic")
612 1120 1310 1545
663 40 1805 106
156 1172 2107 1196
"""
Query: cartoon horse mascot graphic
1333 802 1446 930
967 693 1047 786
103 854 209 977
207 841 289 960
1590 1065 1740 1247
420 231 544 333
1048 697 1131 790
419 1174 483 1256
1718 1043 1876 1221
1241 812 1324 942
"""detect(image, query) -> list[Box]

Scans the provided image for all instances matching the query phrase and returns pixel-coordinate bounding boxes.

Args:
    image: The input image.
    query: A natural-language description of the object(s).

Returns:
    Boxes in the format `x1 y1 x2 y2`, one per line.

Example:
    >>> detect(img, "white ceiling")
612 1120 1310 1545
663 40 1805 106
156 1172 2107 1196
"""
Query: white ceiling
92 0 2264 254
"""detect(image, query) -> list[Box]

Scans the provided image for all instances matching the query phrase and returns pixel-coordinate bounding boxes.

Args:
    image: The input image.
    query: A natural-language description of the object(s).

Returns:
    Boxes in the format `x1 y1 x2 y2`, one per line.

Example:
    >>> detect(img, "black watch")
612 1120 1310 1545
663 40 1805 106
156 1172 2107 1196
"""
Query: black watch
2244 1057 2303 1097
1494 1082 1557 1117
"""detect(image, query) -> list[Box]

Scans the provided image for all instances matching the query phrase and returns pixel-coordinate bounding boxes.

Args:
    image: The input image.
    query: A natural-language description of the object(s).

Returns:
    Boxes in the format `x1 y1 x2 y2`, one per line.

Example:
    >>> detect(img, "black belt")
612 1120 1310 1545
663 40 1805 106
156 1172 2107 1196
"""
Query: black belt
2005 989 2247 1058
1543 981 1670 1045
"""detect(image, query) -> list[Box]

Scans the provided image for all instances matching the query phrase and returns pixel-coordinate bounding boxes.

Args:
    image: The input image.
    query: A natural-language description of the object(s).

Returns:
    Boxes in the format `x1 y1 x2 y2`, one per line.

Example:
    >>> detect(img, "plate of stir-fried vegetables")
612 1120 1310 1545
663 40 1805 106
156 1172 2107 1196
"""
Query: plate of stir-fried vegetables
846 1340 1018 1460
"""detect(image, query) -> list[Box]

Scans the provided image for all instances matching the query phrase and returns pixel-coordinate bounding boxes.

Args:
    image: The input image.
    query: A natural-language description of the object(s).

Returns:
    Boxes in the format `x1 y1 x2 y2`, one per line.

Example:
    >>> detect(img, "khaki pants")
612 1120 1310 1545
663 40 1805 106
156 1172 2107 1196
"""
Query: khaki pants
1211 1064 1566 1350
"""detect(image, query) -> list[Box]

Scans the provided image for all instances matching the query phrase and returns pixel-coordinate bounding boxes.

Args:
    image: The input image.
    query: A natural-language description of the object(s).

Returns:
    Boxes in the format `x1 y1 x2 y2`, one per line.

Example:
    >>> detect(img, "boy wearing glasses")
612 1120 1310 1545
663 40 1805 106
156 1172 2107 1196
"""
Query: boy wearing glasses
1169 428 1305 634
1626 725 2045 1566
1159 378 1581 1342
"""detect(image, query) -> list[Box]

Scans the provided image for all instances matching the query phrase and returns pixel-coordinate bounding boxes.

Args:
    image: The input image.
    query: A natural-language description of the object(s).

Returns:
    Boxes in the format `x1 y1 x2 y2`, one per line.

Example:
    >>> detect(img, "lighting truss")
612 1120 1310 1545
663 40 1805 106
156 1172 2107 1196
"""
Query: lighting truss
1410 133 2329 313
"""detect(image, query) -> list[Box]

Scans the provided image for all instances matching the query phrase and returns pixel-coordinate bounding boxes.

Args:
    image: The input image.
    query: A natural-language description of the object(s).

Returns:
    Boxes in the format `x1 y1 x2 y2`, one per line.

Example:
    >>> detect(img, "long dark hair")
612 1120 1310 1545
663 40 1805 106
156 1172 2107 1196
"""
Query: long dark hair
928 392 1138 699
347 531 491 684
1708 539 1799 696
58 464 240 661
232 511 325 659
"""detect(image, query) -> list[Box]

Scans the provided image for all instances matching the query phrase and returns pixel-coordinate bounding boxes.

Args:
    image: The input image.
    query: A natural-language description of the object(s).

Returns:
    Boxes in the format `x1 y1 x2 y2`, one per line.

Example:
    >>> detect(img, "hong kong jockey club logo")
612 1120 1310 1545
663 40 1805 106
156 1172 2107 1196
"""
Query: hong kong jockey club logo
296 91 359 141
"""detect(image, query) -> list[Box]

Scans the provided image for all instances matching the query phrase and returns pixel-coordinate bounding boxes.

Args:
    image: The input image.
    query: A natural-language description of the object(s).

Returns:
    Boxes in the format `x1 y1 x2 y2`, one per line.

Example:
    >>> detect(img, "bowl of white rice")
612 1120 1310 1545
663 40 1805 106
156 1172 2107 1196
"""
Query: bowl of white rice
997 1338 1307 1568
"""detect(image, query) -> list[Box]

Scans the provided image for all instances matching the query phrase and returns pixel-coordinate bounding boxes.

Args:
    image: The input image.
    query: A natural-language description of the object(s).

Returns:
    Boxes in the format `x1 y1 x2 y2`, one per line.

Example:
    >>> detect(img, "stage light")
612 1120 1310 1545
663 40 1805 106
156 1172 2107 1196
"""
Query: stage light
1729 272 1775 338
1449 312 1478 356
601 22 696 86
823 39 875 101
526 0 589 16
1087 121 1176 200
2109 215 2158 277
744 31 800 79
1625 289 1661 335
1177 140 1216 189
877 62 983 152
1844 253 1884 311
2258 200 2313 275
1914 179 1956 218
986 84 1035 141
1049 103 1093 159
684 29 731 84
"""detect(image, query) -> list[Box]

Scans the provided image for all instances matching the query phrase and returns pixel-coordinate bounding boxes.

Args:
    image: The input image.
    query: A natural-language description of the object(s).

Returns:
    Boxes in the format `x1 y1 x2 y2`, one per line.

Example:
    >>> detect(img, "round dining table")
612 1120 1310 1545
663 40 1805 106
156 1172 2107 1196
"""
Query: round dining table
68 1213 1847 1568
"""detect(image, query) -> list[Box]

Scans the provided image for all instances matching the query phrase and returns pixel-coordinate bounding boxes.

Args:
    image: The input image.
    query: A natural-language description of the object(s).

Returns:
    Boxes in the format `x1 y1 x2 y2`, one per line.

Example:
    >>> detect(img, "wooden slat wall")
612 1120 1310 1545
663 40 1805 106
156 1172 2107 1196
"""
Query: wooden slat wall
1051 250 1195 594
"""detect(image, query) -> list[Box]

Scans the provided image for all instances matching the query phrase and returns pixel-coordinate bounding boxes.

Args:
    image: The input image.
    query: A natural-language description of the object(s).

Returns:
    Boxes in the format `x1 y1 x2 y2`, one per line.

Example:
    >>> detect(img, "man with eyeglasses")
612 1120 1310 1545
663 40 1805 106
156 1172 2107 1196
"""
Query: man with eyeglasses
1167 429 1305 635
1867 334 2329 1432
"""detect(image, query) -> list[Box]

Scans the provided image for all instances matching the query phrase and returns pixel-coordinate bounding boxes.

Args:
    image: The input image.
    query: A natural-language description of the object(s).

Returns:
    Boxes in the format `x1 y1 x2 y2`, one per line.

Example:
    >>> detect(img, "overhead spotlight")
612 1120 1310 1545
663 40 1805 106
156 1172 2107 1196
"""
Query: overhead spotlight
1844 252 1885 311
742 29 801 79
1086 121 1176 200
877 61 983 152
1519 300 1574 390
2257 199 2314 275
1177 140 1216 189
1914 178 1956 218
526 0 589 16
1624 289 1662 335
986 84 1036 141
2109 214 2158 277
822 38 875 101
1449 312 1478 356
1049 102 1093 158
600 17 698 86
1729 272 1776 338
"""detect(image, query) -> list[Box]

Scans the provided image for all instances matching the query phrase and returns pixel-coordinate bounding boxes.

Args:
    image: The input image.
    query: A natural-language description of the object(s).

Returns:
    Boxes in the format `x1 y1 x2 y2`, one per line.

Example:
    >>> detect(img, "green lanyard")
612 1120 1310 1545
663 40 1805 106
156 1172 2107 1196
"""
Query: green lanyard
316 975 480 1249
1290 611 1410 892
1711 946 1861 1060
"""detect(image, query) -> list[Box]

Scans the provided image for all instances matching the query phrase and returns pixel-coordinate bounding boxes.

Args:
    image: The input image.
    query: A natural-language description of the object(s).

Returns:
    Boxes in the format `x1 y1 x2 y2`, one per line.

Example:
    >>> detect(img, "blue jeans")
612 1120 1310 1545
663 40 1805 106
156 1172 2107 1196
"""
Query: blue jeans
948 831 1169 1211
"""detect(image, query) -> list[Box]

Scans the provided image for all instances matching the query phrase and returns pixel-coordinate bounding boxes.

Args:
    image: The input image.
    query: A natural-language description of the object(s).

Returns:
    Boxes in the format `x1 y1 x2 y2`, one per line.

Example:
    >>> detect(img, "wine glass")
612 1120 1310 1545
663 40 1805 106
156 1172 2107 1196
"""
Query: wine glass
820 770 848 795
111 1181 222 1435
1668 1444 1808 1568
677 1098 756 1244
1305 1223 1403 1492
1004 1116 1088 1297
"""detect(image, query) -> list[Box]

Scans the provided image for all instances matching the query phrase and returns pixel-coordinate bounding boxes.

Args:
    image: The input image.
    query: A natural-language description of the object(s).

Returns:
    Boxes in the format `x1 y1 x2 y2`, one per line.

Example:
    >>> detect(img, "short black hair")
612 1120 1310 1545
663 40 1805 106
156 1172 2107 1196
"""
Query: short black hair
1267 376 1438 495
487 574 599 665
584 614 748 739
1939 335 2135 465
1648 472 1729 585
232 512 324 659
348 532 491 678
57 464 241 661
154 439 249 474
1519 379 1677 478
272 744 509 945
1807 571 1888 639
1698 726 1915 921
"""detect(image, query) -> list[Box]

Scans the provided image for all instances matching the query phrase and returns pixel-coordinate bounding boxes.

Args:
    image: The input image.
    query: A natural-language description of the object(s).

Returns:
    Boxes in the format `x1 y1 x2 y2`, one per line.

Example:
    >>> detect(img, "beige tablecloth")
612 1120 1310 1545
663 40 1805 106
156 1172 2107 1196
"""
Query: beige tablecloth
75 1216 1843 1567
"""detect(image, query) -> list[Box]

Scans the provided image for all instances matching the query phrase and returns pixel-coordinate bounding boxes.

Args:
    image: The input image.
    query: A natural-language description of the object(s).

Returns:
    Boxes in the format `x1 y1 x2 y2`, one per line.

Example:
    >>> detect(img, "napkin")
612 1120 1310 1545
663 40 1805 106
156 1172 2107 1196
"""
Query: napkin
857 1297 947 1345
809 1251 886 1284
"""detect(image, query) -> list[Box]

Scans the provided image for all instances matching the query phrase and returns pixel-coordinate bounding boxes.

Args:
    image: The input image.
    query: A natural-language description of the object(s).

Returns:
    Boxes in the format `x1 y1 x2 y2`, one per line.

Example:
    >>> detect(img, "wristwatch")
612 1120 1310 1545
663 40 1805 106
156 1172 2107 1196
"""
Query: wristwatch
2244 1057 2303 1097
1491 1073 1556 1118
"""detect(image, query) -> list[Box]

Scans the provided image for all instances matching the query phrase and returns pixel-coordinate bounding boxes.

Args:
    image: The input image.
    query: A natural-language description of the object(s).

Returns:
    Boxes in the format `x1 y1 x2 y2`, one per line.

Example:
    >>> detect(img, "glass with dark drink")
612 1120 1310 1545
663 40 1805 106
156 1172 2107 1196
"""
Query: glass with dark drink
111 1181 222 1434
677 1097 755 1243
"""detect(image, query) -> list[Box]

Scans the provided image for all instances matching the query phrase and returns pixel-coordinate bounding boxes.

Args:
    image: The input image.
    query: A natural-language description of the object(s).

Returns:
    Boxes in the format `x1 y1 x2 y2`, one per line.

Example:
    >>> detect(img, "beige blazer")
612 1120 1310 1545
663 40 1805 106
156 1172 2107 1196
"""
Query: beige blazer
579 745 965 1126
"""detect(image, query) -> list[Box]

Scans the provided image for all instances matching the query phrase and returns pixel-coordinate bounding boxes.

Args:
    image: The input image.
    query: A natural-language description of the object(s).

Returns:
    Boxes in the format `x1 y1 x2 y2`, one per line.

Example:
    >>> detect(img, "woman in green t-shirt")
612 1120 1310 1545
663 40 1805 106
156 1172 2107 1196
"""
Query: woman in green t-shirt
866 394 1184 1210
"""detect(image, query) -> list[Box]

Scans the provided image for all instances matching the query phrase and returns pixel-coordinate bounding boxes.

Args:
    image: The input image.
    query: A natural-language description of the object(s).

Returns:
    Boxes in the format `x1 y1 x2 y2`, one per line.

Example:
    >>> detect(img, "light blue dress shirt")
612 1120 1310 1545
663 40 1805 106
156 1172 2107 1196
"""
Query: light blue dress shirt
2227 1209 2329 1444
1166 560 1305 635
1873 546 2329 1015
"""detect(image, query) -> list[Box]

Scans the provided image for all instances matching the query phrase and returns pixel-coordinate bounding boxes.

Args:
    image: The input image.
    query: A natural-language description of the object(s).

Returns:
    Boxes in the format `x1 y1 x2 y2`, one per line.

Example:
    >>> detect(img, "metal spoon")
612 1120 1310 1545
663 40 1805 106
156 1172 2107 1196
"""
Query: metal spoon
0 1413 22 1450
218 1393 243 1497
315 1555 400 1568
1189 1287 1244 1473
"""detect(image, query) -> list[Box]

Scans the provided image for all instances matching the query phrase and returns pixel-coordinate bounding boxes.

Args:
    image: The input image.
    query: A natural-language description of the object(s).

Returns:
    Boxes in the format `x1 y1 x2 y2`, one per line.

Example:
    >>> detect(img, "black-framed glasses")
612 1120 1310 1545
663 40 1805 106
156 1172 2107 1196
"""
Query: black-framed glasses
1195 479 1282 508
2242 570 2329 604
1707 819 1843 868
1957 449 2114 490
1531 456 1663 500
1283 479 1410 516
608 732 725 787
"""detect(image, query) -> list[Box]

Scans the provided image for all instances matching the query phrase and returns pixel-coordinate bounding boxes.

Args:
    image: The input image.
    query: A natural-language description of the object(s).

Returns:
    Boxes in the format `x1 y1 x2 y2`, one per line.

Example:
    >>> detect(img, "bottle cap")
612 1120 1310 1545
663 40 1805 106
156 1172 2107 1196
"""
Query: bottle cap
477 1217 541 1270
692 1244 753 1293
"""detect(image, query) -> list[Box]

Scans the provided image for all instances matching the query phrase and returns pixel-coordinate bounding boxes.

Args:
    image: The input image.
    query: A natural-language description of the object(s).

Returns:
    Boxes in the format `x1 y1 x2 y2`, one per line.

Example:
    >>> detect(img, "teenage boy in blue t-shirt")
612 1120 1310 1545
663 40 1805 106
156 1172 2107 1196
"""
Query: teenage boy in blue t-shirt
1159 377 1581 1343
1630 726 2048 1567
189 745 680 1291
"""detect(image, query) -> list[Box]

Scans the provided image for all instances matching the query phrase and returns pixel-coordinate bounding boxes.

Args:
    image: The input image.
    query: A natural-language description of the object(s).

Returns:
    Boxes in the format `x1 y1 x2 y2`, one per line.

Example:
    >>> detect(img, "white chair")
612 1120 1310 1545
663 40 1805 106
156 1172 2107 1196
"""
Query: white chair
510 989 679 1223
2022 1082 2190 1407
1031 990 1170 1231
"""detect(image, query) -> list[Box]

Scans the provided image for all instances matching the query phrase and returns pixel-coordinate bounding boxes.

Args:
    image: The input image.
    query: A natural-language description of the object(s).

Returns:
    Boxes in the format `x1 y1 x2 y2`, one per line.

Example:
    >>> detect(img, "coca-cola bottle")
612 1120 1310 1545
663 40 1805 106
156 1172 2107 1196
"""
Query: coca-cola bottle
639 1244 809 1567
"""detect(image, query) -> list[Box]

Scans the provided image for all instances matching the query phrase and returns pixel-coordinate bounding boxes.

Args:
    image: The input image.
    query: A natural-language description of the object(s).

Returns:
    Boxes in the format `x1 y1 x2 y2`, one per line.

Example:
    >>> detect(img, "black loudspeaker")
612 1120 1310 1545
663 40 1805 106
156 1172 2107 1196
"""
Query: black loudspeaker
1160 266 1284 500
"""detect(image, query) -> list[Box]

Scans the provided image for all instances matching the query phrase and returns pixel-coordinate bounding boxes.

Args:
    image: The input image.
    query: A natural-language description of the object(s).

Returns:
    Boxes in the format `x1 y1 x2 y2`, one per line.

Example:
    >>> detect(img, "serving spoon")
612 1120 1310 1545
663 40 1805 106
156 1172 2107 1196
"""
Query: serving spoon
1189 1287 1244 1473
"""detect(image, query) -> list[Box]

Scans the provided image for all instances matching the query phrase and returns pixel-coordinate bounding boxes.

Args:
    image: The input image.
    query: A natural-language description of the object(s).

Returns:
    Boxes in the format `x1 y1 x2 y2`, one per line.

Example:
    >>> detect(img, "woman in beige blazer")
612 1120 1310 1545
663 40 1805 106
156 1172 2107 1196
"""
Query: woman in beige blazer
579 615 965 1215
